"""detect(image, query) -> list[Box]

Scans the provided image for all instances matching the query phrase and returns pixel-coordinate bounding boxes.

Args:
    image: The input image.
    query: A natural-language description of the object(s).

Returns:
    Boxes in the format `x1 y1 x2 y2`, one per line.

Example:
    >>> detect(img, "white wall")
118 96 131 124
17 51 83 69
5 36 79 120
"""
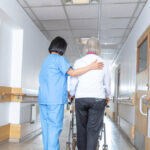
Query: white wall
0 103 10 126
0 0 49 127
9 103 21 124
111 0 150 143
0 12 13 87
0 0 49 89
112 0 150 97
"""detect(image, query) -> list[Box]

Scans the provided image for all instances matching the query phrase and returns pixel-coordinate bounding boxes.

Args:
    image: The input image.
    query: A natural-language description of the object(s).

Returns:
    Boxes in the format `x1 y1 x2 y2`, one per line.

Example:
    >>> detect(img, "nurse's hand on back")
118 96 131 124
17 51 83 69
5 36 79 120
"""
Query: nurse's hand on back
67 59 104 77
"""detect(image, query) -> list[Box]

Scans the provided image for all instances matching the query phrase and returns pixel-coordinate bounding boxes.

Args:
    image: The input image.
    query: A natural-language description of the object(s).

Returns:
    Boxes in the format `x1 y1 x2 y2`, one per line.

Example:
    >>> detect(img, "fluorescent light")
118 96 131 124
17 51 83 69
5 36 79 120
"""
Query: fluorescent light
101 42 116 45
81 38 89 44
64 0 98 5
76 38 89 45
91 0 98 4
73 0 90 4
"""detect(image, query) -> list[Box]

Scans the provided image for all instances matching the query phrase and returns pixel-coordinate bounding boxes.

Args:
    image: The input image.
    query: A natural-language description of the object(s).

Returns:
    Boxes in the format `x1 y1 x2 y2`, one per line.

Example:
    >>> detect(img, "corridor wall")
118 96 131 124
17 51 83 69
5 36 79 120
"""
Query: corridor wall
0 0 49 142
111 0 150 150
0 0 49 89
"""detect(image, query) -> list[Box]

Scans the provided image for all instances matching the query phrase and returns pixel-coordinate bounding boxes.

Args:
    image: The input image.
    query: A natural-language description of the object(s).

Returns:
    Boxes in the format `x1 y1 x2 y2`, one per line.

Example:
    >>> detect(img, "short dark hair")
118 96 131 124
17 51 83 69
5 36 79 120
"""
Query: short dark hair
48 36 67 55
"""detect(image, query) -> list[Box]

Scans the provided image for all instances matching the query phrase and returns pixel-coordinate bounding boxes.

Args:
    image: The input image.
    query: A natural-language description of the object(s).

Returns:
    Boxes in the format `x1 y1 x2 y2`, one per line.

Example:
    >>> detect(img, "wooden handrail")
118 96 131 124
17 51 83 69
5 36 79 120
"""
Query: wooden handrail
0 92 38 100
116 96 135 105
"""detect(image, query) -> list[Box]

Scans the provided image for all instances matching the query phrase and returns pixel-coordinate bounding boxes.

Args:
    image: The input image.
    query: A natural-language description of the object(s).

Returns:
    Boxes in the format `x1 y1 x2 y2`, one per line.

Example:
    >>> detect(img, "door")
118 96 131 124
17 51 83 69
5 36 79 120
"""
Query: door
135 26 150 146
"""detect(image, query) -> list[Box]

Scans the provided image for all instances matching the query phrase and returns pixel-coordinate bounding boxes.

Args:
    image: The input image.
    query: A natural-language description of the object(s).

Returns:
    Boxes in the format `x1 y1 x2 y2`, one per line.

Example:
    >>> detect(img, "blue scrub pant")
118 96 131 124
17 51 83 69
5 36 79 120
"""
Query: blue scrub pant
39 104 64 150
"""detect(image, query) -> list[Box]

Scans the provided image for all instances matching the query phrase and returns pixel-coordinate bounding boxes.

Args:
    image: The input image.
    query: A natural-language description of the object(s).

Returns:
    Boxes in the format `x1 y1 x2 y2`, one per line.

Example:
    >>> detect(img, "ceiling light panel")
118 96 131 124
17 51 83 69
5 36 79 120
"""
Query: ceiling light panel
24 0 62 7
65 5 98 19
76 37 89 45
72 0 90 4
102 3 137 17
31 7 67 20
101 18 130 29
101 29 126 38
70 19 97 30
64 0 98 5
41 20 70 30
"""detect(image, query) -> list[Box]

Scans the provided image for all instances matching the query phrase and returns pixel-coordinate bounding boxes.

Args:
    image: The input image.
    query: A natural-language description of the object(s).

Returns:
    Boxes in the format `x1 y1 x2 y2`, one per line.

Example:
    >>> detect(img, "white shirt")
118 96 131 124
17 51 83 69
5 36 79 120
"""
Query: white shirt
69 54 111 99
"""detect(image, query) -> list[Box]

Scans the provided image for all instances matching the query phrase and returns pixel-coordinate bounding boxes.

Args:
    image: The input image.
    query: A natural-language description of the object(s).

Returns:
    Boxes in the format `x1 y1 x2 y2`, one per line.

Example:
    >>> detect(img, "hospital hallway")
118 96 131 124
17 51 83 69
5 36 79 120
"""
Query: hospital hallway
1 0 150 150
0 112 136 150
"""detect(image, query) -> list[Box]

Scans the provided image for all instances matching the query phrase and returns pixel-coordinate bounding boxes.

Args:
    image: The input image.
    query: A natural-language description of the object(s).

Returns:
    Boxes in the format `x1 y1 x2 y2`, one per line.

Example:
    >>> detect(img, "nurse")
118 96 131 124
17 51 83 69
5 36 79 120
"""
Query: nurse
38 36 104 150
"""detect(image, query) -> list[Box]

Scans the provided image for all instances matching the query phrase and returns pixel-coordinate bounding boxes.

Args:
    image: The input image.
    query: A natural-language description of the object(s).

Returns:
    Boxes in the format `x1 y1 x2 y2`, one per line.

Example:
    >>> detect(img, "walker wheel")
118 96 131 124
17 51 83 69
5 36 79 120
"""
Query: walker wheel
96 141 100 150
72 139 77 150
103 144 108 150
66 142 71 150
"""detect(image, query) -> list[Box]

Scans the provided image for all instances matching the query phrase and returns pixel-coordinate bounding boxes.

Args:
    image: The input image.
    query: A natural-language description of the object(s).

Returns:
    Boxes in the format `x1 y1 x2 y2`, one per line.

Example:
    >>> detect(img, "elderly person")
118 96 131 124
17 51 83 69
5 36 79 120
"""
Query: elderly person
69 37 111 150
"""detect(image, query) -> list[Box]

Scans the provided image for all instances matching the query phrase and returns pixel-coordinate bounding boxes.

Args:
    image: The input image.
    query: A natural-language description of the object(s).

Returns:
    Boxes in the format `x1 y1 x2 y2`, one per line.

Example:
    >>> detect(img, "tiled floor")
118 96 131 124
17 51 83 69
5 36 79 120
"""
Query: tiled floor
0 112 136 150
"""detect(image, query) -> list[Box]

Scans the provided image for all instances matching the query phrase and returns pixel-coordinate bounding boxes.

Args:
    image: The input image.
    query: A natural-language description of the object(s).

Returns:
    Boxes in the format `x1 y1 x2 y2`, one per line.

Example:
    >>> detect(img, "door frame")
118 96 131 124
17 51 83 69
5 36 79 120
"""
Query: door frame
114 65 121 122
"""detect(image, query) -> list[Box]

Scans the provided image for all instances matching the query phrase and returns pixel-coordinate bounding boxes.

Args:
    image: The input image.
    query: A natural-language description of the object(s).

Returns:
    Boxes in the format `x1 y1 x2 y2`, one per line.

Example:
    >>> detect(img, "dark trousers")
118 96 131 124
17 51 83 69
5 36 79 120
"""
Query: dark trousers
75 98 106 150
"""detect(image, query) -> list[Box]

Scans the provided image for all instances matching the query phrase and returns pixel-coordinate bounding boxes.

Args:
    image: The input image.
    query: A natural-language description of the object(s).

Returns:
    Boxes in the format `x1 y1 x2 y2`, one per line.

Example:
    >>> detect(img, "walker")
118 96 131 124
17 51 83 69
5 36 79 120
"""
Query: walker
66 100 109 150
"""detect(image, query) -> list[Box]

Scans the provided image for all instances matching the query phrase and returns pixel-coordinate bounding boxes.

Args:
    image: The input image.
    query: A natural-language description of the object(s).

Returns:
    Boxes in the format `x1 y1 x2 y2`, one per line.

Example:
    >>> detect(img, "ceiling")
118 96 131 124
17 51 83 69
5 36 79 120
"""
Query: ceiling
17 0 147 64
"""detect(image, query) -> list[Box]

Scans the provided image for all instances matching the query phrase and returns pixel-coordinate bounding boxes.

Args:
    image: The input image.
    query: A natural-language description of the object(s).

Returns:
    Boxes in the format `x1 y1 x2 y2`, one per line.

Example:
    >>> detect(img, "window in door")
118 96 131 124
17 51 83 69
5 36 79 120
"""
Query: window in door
137 38 148 73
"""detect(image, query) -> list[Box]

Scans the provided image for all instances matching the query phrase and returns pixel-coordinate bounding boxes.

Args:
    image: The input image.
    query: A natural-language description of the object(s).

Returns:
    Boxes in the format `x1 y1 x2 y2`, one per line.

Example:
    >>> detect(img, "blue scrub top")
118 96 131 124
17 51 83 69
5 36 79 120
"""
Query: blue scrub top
38 54 71 105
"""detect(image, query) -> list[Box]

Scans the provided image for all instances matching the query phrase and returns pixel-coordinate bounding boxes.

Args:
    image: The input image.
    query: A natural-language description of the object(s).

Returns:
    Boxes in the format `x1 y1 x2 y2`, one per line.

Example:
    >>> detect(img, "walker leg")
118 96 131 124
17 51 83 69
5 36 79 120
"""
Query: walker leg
96 140 100 150
72 138 77 150
66 121 72 150
103 123 108 150
66 142 71 150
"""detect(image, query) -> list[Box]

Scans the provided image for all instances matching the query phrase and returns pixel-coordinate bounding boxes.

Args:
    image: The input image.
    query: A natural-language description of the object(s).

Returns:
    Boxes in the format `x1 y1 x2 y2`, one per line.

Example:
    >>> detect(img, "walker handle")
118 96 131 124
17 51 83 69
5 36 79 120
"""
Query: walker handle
106 105 110 108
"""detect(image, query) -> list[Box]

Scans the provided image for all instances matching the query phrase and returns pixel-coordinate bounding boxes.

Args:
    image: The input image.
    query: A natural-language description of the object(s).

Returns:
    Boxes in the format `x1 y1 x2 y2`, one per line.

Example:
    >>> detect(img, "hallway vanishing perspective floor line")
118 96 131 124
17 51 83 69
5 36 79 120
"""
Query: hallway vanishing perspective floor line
0 112 136 150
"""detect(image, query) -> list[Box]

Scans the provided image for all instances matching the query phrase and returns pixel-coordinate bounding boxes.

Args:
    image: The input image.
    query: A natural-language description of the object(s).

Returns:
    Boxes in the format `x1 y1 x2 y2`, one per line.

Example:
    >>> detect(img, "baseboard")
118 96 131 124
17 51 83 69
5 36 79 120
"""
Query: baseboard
0 123 41 143
8 138 20 143
0 139 9 145
19 128 42 143
119 117 135 140
0 124 10 142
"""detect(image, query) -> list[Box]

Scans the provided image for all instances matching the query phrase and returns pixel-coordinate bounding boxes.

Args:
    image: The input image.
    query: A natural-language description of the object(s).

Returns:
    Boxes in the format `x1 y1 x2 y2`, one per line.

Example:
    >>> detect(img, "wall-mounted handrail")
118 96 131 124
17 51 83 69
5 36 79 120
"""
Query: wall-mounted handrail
0 88 38 102
117 97 133 103
116 96 135 105
117 97 131 101
0 92 38 97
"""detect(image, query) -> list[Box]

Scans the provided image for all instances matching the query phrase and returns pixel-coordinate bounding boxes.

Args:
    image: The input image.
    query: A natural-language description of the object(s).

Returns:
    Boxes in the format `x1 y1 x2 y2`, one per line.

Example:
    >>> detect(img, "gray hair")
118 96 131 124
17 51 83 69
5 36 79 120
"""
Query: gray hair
83 37 101 56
